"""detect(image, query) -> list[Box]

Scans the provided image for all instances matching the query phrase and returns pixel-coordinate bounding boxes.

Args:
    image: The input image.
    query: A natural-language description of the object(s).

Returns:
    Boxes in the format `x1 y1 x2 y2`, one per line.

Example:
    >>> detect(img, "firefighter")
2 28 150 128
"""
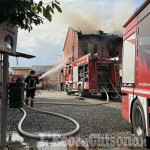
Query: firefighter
24 70 39 107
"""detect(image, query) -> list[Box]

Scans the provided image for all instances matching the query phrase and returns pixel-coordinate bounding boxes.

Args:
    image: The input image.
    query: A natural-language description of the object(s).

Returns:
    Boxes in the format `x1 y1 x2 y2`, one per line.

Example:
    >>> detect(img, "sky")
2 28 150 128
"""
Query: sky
9 0 144 69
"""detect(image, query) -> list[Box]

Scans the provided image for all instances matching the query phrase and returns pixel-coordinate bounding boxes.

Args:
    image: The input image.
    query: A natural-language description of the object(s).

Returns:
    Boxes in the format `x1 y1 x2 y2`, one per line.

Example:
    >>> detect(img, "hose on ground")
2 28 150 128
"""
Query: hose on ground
34 87 110 105
109 78 122 98
34 101 109 106
102 87 109 101
18 105 80 140
18 87 109 140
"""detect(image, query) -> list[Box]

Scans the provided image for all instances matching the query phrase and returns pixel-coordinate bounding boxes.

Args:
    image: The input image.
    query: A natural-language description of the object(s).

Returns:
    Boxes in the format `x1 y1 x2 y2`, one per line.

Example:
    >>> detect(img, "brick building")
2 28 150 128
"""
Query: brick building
58 27 123 90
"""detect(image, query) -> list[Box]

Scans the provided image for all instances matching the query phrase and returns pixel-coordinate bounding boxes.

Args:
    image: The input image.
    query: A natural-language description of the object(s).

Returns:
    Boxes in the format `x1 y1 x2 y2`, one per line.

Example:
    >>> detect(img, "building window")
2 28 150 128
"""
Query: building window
108 44 117 57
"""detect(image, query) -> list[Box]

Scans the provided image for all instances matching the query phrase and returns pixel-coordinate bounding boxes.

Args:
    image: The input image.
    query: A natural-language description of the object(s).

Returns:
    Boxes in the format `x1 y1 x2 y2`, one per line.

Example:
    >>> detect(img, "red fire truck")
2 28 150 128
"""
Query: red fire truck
9 74 24 83
122 0 150 140
65 53 120 97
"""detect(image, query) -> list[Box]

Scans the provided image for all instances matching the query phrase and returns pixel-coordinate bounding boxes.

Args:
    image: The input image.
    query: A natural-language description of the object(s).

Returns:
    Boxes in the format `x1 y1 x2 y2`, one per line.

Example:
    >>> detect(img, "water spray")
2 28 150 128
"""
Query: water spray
39 58 69 80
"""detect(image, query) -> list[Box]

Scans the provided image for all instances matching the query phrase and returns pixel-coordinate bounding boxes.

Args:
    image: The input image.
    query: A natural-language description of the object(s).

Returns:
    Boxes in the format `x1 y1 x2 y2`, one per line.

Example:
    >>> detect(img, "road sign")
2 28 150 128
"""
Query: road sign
0 22 18 54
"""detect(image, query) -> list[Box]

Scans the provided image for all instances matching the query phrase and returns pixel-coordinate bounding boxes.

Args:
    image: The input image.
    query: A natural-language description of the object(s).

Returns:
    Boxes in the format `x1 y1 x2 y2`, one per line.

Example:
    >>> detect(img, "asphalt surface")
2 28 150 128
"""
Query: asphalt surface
0 90 149 149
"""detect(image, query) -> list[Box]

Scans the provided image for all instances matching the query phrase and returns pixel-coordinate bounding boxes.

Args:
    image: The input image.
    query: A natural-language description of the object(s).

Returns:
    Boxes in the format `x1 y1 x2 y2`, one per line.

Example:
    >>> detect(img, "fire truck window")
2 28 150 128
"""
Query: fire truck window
69 66 72 74
84 64 88 82
79 66 83 81
84 64 88 72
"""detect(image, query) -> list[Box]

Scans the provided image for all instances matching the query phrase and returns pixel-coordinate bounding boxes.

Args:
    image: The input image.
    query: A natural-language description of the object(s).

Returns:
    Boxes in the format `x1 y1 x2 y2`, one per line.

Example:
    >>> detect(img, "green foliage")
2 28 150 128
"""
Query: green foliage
0 0 62 32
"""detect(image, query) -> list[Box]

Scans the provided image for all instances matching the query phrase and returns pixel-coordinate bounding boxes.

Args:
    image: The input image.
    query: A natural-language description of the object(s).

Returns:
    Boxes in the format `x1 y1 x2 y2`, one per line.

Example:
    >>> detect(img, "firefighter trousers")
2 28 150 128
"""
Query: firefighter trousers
25 89 36 107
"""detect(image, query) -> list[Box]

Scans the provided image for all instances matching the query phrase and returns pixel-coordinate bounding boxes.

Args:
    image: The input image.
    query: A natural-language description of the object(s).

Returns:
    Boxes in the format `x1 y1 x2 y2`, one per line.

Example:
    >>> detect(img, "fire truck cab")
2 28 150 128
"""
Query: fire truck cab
122 0 150 140
65 53 120 97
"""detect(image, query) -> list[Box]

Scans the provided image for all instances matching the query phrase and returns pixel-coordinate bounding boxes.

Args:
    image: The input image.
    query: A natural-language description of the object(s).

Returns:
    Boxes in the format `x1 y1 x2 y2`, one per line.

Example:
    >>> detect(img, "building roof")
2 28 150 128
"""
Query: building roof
11 67 31 70
78 31 122 42
10 52 35 58
32 65 53 73
123 0 150 27
32 61 63 74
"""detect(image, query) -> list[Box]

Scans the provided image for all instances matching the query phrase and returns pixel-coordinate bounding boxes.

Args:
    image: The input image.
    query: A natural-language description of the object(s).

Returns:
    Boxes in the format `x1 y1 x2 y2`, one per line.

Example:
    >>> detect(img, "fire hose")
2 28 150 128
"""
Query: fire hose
109 78 122 98
18 105 80 140
32 87 109 106
18 87 109 140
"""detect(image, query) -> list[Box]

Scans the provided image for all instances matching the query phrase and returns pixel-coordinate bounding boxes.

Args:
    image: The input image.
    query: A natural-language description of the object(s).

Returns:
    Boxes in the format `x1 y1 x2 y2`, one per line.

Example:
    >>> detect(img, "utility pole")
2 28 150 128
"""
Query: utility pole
0 22 18 149
1 53 9 149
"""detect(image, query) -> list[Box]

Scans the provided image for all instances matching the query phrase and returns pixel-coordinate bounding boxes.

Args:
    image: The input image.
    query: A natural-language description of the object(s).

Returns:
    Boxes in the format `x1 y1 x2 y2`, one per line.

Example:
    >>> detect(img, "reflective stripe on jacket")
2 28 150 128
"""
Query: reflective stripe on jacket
25 76 39 90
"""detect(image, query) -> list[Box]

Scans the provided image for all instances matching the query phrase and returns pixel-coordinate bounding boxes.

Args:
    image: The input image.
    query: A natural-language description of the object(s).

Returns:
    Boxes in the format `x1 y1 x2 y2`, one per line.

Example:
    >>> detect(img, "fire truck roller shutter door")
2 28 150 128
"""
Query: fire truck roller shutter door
73 66 78 82
122 33 136 84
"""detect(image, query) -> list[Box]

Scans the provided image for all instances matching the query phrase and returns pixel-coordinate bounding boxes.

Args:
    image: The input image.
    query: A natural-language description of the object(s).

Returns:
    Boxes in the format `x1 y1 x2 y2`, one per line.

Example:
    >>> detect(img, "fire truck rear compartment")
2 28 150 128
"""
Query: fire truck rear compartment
97 63 112 92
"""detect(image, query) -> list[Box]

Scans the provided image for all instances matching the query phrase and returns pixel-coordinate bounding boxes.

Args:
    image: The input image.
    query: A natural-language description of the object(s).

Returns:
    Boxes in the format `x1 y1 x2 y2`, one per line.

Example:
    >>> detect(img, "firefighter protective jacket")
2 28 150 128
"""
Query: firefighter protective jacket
25 75 39 90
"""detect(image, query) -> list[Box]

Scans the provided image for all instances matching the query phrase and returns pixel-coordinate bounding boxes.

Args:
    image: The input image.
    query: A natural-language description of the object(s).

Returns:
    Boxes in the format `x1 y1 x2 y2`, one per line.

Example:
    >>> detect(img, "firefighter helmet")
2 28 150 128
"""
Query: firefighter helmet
30 70 35 75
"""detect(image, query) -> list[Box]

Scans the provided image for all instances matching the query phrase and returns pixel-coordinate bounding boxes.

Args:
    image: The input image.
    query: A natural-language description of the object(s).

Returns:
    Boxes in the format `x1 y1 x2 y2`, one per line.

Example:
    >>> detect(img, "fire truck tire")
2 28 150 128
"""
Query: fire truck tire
101 92 107 98
132 99 146 140
101 92 112 98
78 86 89 97
66 85 71 95
78 85 84 97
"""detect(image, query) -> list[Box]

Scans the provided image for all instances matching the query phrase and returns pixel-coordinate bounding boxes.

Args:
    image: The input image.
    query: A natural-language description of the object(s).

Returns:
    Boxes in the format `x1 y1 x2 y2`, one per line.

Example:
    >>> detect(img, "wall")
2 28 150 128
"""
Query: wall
64 28 79 64
13 69 30 78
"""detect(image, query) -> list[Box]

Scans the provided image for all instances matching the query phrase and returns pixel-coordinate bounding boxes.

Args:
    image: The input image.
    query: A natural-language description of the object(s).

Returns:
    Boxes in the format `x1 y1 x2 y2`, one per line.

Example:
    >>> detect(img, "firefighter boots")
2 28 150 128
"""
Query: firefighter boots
25 100 28 105
31 101 33 107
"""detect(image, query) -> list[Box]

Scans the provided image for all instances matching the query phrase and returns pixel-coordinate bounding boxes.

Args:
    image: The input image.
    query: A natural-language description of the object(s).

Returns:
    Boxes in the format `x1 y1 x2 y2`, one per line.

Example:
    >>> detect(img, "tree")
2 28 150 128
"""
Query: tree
0 0 62 31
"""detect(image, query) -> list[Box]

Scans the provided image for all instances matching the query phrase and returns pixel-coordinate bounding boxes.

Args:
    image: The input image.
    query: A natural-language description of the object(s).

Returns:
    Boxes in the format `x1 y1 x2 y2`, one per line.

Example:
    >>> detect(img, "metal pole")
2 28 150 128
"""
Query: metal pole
1 53 9 149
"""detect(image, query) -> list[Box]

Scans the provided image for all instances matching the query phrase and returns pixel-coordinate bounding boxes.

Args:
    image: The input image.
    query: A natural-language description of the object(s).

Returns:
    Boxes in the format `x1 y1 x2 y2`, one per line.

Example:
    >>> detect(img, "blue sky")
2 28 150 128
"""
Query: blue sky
9 0 145 69
136 0 144 5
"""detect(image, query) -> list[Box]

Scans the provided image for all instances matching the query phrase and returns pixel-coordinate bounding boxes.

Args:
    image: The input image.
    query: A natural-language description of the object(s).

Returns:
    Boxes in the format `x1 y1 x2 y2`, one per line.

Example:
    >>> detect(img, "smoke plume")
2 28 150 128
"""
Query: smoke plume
58 0 137 35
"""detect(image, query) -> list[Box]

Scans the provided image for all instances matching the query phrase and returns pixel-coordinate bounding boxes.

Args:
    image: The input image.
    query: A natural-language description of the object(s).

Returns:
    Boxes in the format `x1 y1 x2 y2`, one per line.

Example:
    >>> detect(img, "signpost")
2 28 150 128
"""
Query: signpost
0 22 18 54
0 22 18 149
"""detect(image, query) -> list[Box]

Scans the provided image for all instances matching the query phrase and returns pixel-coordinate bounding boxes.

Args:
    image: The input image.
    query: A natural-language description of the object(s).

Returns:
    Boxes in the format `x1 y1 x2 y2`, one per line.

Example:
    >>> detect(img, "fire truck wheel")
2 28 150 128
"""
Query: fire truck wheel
66 85 71 95
78 85 84 97
101 92 106 98
132 99 146 139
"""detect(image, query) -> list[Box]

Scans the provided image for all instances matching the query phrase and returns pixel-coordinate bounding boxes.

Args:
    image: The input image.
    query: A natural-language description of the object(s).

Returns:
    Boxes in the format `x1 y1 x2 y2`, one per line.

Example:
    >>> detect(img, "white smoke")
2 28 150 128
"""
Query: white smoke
58 0 137 34
33 0 139 78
